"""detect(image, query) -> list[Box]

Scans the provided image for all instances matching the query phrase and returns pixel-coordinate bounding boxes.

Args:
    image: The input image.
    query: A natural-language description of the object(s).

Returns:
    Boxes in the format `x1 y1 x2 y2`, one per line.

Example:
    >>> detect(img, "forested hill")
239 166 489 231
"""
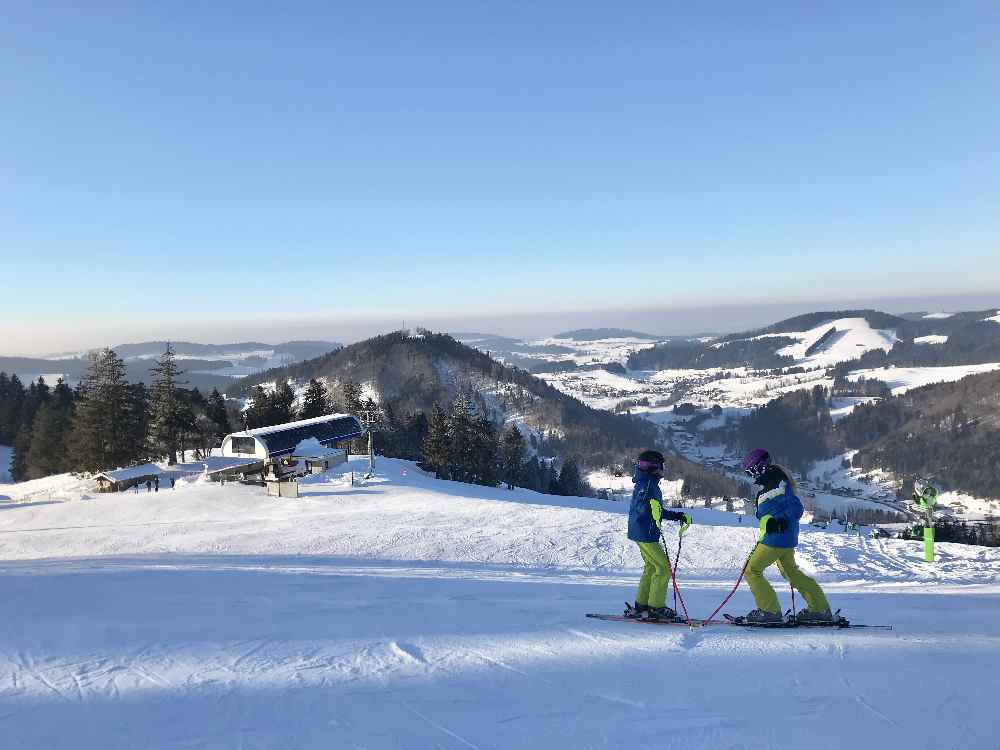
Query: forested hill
717 369 1000 499
231 331 746 497
630 308 1000 371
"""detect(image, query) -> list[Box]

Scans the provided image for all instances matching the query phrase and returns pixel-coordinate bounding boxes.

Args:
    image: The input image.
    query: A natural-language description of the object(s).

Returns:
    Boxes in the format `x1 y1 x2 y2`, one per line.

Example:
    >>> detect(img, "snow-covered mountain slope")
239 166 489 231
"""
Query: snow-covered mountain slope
1 457 999 749
732 317 899 368
847 362 1000 395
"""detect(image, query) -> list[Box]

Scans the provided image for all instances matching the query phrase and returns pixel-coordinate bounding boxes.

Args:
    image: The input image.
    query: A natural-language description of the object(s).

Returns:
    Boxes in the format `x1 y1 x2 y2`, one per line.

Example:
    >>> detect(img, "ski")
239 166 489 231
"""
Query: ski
586 613 892 630
722 613 892 630
585 613 717 627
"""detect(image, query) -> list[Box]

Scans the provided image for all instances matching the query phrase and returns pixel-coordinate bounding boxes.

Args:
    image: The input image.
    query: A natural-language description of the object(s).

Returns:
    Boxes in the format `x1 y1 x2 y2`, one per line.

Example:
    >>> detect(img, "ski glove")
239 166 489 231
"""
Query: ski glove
663 510 690 524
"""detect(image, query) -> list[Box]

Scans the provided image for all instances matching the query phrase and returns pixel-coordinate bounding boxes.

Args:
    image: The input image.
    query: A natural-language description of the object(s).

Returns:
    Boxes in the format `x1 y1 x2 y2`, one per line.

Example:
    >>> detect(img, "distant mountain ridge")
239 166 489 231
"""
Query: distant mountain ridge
0 340 342 391
552 328 662 341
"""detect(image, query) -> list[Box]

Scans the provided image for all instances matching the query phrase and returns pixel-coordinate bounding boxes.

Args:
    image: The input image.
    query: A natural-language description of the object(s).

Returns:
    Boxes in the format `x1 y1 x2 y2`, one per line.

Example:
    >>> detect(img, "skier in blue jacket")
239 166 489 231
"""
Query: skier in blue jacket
626 450 692 621
740 448 833 625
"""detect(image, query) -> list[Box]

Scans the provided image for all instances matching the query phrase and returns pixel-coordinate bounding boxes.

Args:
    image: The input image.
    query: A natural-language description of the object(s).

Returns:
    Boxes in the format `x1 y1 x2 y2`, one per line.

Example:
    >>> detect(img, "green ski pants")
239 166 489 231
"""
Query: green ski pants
635 541 671 608
745 543 830 615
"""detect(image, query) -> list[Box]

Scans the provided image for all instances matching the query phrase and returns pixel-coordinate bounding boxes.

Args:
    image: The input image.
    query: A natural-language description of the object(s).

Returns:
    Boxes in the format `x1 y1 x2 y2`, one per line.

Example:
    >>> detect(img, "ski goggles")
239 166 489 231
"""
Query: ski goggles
743 463 767 479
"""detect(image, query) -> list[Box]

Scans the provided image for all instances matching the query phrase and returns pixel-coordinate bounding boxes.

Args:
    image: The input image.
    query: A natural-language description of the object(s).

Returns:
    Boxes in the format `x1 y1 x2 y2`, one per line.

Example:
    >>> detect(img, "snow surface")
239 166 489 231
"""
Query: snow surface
923 312 955 319
982 310 1000 324
913 334 949 345
847 363 1000 395
3 458 999 748
774 317 898 368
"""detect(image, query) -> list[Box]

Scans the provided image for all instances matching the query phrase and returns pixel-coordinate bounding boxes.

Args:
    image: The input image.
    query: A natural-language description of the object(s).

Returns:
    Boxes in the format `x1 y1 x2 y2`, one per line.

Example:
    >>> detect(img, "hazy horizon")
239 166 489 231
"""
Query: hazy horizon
6 290 998 358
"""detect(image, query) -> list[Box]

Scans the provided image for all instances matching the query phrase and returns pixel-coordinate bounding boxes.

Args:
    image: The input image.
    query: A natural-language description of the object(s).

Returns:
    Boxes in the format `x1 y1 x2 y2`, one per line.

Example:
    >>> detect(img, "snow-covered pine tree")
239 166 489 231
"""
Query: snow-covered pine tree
500 424 526 489
149 343 187 465
300 379 329 419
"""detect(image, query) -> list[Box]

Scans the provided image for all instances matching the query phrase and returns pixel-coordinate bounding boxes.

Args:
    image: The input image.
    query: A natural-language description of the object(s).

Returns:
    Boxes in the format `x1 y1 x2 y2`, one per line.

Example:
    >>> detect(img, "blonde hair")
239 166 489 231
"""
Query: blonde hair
771 464 798 494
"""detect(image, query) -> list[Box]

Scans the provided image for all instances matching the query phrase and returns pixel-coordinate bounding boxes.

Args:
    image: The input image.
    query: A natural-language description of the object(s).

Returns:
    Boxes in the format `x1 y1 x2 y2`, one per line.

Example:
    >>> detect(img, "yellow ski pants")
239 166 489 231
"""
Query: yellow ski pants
745 544 830 615
635 541 672 608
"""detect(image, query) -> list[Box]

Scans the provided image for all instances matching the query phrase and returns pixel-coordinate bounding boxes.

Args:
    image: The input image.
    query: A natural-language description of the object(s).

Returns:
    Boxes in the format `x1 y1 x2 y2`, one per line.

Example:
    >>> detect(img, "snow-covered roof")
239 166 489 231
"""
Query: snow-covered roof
226 413 364 458
95 464 163 482
228 413 355 439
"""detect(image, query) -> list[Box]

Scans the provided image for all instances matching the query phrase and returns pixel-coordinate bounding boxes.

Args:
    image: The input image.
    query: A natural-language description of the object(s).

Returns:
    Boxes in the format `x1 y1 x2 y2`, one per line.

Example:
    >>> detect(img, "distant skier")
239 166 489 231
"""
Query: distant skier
740 449 833 625
626 450 692 621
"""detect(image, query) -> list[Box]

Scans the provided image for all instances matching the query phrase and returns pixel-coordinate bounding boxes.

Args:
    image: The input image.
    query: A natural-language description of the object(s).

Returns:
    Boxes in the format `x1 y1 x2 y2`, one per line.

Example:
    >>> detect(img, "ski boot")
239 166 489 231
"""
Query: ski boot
644 606 679 622
796 608 847 627
624 602 649 619
744 609 785 626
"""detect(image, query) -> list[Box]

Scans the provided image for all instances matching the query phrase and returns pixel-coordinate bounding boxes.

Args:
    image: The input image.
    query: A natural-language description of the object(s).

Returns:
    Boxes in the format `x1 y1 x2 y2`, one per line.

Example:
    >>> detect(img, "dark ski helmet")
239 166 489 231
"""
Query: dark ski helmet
741 448 771 477
637 450 665 474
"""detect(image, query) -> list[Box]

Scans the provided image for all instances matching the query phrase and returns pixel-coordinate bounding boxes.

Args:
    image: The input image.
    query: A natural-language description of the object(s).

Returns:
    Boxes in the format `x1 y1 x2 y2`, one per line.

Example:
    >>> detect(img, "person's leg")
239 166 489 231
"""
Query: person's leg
637 541 671 608
635 543 653 606
775 549 830 612
745 544 783 614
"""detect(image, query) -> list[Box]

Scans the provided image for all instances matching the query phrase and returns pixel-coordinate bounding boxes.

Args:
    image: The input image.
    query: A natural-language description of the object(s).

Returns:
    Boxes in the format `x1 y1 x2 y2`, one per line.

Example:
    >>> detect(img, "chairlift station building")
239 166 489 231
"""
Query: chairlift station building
221 414 364 461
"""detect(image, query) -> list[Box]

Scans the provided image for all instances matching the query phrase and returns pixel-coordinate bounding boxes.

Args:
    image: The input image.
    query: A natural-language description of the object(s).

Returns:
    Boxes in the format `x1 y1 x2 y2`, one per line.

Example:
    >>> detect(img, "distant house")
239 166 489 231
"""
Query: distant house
95 464 163 493
221 414 364 461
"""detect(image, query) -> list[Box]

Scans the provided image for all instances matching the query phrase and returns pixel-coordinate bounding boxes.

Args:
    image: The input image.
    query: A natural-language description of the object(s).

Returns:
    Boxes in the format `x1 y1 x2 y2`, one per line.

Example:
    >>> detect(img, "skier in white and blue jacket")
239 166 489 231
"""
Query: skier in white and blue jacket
626 450 691 621
741 448 833 625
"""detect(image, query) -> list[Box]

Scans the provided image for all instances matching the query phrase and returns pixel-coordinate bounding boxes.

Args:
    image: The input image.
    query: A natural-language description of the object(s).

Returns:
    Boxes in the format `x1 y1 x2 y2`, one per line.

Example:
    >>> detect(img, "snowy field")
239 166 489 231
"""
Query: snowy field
1 457 999 748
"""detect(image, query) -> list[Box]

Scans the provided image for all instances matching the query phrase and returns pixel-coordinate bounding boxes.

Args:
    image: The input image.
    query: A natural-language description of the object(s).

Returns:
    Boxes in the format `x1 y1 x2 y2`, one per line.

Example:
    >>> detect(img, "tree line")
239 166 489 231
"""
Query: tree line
0 344 234 480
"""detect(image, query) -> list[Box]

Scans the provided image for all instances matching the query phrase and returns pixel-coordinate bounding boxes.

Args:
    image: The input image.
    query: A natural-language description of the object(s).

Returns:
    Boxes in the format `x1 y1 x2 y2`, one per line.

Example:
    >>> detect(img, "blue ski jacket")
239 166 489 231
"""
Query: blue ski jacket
753 465 803 548
628 469 665 543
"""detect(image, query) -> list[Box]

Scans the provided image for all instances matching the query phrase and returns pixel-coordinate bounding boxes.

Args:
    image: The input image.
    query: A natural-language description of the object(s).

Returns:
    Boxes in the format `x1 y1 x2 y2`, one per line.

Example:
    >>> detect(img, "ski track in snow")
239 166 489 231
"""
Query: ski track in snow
0 457 998 748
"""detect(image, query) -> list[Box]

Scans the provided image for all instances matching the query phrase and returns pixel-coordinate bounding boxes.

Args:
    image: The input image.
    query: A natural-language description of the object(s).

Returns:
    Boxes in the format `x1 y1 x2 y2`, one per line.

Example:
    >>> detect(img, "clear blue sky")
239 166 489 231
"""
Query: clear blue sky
2 2 999 353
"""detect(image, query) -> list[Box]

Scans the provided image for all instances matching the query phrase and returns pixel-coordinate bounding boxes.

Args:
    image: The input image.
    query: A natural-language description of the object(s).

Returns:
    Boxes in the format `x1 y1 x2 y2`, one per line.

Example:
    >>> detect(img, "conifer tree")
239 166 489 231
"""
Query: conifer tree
269 380 298 424
300 379 329 419
422 404 451 478
204 389 231 441
471 415 499 486
557 458 587 497
149 343 187 465
26 379 74 479
341 380 364 413
522 456 543 492
244 385 271 428
68 348 134 472
500 424 526 489
449 394 477 482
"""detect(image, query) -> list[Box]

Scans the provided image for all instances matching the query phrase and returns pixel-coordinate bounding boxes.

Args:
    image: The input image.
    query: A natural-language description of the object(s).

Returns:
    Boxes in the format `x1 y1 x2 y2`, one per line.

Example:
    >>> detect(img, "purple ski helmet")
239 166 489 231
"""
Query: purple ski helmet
637 449 665 474
741 448 771 477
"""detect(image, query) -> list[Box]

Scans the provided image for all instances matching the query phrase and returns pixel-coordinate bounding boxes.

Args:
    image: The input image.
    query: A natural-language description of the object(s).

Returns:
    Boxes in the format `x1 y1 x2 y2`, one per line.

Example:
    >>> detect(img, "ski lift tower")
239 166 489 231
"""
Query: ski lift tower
914 479 939 562
357 405 382 478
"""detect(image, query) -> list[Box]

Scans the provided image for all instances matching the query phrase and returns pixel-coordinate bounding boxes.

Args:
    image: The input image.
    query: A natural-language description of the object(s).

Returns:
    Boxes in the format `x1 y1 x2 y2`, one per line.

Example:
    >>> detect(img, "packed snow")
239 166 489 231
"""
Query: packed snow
0 457 998 748
913 334 948 345
847 363 1000 396
773 317 899 368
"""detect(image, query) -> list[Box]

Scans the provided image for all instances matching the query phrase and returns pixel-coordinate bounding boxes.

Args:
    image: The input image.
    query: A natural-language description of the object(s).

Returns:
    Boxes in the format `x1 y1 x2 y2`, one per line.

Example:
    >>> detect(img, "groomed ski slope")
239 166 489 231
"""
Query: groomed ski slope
1 457 998 749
